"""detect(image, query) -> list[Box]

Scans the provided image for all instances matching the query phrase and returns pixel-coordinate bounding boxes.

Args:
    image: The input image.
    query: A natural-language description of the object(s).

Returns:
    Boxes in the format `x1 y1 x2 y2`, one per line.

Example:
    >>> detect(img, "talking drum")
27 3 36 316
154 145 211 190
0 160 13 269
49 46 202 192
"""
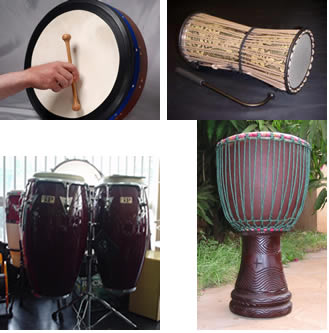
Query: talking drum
20 173 89 297
25 0 147 120
6 191 23 268
216 132 311 318
179 13 314 93
94 175 150 293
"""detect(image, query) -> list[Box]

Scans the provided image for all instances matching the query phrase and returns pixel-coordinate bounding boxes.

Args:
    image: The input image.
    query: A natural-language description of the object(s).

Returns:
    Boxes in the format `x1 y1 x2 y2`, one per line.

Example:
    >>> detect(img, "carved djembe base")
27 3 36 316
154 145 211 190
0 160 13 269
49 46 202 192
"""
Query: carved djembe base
230 232 292 318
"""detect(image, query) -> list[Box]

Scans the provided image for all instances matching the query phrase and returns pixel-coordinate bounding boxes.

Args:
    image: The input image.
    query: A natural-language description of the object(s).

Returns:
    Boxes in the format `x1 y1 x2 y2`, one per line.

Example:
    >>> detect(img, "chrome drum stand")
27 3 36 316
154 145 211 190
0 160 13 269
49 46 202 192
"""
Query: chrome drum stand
52 212 137 329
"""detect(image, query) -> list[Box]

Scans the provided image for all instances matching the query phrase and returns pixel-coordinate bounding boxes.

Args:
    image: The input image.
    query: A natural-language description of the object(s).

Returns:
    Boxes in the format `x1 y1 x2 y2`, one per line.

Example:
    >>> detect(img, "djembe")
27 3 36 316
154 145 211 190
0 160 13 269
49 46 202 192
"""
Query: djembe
179 13 314 93
216 132 311 318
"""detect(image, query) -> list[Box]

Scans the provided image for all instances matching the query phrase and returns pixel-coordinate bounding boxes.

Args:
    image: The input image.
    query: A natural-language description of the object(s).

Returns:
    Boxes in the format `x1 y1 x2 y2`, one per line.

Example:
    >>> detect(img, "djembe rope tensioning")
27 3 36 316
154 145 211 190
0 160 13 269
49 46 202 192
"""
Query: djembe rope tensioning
216 132 311 318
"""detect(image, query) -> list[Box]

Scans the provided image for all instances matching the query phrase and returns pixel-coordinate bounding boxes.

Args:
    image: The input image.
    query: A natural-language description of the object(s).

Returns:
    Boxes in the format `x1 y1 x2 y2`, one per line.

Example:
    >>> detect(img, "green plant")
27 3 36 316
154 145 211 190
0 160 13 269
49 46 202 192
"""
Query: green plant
272 120 327 211
197 184 219 226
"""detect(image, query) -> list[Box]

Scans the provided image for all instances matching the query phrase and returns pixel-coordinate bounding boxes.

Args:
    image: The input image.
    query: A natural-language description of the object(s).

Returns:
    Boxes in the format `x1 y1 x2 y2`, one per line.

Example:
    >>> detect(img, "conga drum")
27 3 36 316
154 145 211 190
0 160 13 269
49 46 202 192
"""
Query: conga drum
94 175 150 293
216 132 311 318
20 173 89 297
25 0 147 120
179 13 314 93
6 191 23 268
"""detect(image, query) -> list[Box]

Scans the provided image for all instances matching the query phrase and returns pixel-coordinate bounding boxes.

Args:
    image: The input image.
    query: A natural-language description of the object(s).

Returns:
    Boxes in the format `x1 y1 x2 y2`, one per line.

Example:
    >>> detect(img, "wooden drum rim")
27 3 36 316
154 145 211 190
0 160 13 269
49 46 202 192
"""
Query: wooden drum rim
109 8 148 120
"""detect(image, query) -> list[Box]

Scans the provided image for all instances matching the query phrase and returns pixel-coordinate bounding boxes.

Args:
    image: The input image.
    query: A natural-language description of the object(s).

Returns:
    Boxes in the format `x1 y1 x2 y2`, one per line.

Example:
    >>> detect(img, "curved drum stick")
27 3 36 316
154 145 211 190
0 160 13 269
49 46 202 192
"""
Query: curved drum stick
62 34 81 111
176 67 274 108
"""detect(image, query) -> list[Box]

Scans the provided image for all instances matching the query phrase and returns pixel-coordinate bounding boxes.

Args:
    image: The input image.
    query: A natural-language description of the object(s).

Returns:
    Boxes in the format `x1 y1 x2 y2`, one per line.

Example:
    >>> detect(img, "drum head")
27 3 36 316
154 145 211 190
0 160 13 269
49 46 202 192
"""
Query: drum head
103 174 146 185
286 30 314 93
33 172 85 183
52 159 103 186
25 0 147 120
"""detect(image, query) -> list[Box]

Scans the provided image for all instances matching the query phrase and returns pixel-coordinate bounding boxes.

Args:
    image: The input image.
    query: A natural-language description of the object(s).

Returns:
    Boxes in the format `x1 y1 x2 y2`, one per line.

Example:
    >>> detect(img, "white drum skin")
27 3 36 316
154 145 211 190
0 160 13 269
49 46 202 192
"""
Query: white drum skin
31 10 120 119
287 32 313 90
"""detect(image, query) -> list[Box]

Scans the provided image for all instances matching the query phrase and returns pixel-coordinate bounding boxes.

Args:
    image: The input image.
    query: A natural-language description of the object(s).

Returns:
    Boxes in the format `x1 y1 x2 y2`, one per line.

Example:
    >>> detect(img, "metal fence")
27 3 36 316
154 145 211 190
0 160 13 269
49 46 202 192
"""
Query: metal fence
0 155 160 242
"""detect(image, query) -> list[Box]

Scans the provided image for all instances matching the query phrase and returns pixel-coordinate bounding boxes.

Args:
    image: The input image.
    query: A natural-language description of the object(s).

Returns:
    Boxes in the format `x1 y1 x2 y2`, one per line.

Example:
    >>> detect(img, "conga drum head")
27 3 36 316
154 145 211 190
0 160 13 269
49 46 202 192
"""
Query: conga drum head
52 159 103 186
103 174 146 185
25 0 148 120
33 172 85 183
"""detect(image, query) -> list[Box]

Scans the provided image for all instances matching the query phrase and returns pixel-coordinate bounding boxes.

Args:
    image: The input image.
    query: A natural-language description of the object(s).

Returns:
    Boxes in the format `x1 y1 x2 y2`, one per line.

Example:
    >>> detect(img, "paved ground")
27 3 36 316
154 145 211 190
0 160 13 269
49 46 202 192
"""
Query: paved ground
198 250 327 330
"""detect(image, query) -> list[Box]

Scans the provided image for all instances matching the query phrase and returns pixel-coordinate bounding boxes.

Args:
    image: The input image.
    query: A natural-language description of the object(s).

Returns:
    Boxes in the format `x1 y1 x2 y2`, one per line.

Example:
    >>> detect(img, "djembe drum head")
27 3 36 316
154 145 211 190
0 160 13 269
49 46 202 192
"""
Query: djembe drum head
25 0 147 120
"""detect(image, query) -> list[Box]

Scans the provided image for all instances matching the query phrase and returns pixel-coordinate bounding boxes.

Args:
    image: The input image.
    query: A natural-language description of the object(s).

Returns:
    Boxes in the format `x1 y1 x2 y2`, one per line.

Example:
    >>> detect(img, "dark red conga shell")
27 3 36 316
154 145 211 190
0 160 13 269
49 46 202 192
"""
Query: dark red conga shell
6 190 23 268
94 176 150 292
21 173 89 297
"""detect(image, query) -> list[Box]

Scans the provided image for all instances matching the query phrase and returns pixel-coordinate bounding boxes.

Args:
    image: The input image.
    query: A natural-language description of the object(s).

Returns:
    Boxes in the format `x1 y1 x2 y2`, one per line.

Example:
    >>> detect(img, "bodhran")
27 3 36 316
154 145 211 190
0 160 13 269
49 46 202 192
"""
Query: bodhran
94 175 150 293
25 0 147 120
216 132 311 318
6 190 23 268
179 13 314 93
20 172 89 297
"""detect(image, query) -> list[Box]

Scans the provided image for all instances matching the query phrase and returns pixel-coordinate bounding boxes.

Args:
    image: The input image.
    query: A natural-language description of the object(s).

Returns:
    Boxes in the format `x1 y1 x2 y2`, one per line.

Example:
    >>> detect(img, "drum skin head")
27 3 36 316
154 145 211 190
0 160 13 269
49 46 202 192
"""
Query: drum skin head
103 174 146 185
31 10 120 119
52 159 103 186
33 172 85 183
287 32 313 90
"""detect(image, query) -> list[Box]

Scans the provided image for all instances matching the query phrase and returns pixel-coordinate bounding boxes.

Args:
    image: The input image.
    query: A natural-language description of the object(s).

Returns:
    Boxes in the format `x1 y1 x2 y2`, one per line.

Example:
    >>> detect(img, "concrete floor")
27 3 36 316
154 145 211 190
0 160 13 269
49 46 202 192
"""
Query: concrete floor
198 250 327 330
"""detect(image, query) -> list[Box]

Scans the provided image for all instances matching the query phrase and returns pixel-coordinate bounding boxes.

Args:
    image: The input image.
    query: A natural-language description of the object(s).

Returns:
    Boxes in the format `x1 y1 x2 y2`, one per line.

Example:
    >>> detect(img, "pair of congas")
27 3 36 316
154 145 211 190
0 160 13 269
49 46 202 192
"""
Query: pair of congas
25 0 147 119
6 163 150 297
216 132 311 318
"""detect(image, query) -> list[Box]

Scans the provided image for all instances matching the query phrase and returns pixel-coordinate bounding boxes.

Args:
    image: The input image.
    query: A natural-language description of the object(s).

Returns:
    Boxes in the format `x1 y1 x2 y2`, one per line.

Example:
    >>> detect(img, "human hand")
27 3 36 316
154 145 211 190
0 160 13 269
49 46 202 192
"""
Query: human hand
24 61 79 92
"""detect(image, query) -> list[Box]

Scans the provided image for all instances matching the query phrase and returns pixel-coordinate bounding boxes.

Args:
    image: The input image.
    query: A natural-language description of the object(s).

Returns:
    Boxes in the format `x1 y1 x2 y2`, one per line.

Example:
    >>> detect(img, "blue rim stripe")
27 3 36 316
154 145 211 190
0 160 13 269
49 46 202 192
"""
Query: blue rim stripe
107 5 140 120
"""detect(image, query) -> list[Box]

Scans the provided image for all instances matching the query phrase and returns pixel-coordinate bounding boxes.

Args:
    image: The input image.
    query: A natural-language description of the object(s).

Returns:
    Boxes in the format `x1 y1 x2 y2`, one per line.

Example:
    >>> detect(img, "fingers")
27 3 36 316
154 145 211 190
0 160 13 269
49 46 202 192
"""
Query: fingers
51 82 62 93
61 62 80 82
58 67 73 86
55 73 69 89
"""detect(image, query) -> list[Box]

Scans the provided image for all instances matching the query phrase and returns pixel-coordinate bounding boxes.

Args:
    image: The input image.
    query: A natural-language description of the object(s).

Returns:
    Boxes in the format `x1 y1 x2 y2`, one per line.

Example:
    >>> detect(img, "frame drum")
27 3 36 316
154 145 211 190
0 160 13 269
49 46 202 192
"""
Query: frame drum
20 173 89 297
94 175 150 293
6 191 23 268
25 0 147 120
52 159 103 186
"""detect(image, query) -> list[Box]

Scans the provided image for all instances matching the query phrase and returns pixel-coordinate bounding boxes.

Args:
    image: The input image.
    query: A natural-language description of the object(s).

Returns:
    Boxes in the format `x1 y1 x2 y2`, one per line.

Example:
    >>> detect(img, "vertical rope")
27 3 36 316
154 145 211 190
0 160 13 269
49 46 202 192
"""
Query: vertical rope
216 133 311 232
